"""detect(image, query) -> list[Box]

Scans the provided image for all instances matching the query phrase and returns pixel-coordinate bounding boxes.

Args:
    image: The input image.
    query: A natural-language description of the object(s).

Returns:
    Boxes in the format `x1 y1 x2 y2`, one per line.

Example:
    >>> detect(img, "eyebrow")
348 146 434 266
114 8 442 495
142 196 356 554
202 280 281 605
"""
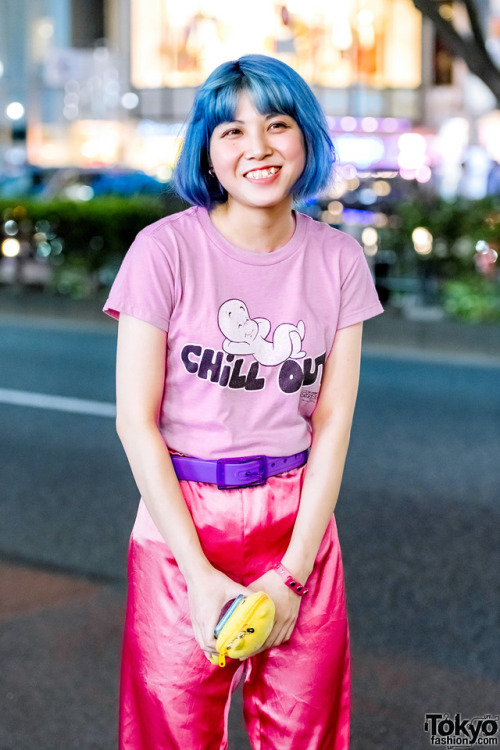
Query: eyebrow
221 113 287 125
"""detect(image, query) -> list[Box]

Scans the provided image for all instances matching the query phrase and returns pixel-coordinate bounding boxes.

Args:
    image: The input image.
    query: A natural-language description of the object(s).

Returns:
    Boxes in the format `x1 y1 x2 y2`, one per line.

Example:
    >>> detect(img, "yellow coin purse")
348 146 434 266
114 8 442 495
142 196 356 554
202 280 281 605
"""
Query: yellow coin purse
209 591 275 667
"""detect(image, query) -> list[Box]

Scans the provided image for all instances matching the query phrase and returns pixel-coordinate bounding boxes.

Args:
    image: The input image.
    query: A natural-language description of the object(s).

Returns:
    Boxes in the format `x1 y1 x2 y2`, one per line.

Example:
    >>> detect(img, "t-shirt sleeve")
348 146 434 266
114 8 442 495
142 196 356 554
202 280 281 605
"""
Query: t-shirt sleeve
103 230 176 332
337 236 384 330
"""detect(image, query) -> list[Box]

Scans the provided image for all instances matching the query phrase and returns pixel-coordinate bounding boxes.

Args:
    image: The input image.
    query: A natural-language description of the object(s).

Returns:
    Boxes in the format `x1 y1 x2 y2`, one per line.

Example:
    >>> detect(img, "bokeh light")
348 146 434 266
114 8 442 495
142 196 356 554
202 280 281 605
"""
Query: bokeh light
2 238 21 257
6 102 25 120
412 227 433 255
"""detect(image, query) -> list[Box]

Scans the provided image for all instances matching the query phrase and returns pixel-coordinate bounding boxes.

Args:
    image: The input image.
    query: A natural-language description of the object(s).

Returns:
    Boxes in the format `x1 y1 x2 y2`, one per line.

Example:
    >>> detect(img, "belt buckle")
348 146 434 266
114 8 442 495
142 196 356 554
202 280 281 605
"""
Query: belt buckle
216 456 267 490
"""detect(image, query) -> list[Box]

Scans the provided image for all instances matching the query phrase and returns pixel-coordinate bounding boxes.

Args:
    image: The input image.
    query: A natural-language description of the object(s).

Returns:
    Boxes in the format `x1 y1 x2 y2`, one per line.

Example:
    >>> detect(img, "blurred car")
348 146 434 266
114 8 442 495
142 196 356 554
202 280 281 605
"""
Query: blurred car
0 166 170 200
40 167 170 200
0 166 58 198
308 172 425 222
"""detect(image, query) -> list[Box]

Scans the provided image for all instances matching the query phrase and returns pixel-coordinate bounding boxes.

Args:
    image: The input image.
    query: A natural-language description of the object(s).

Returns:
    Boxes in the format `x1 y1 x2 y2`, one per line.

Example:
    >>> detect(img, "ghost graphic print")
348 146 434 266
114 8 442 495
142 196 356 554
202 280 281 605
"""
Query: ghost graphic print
218 299 306 367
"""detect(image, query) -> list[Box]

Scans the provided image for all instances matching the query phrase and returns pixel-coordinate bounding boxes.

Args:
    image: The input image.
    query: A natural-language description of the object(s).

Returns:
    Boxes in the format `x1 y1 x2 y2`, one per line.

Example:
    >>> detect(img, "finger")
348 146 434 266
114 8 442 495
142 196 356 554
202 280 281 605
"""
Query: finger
282 623 295 643
262 624 285 649
200 639 217 656
268 618 296 647
192 623 216 655
269 630 287 648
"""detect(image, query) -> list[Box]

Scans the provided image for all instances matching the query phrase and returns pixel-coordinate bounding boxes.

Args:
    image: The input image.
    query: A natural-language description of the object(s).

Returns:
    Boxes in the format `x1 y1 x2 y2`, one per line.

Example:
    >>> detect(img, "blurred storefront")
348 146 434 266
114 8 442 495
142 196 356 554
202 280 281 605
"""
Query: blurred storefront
126 0 425 179
1 0 424 173
0 0 499 199
130 0 421 100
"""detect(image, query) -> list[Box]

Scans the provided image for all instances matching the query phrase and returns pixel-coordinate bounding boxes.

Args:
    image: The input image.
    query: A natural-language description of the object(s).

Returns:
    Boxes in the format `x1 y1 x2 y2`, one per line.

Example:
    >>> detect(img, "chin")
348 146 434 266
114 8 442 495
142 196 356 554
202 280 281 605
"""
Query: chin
246 195 291 210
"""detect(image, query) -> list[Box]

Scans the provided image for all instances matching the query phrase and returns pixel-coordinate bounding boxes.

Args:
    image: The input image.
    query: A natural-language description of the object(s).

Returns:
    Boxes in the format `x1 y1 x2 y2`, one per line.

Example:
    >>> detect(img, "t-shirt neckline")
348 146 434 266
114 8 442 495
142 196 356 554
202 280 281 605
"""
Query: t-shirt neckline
196 206 306 266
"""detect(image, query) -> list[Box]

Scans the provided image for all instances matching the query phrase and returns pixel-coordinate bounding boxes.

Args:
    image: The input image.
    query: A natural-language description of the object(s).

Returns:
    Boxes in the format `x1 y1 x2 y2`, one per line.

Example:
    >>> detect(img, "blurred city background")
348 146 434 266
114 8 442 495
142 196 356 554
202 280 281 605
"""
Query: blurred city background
0 1 499 749
0 0 499 315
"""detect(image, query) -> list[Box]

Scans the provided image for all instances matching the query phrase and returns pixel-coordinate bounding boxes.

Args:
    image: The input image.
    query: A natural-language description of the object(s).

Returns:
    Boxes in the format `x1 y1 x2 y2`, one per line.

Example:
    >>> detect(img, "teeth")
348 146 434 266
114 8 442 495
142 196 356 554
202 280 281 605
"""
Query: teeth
246 167 280 179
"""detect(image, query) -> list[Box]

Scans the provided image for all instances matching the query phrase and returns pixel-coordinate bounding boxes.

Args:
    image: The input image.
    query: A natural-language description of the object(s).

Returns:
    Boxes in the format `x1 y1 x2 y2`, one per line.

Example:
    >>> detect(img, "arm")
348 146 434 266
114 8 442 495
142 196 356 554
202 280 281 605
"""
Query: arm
115 313 249 655
223 339 252 354
283 321 363 578
249 322 363 646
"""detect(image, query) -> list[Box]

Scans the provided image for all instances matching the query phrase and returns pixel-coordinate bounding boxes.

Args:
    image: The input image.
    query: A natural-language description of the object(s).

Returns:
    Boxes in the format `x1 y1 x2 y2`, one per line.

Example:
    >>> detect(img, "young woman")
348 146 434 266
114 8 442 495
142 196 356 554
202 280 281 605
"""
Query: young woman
104 54 383 750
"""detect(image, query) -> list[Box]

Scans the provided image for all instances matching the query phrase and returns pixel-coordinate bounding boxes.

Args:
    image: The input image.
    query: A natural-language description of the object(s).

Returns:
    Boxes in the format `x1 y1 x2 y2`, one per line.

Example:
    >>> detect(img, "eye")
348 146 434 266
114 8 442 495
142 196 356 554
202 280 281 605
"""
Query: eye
269 120 289 131
221 127 242 137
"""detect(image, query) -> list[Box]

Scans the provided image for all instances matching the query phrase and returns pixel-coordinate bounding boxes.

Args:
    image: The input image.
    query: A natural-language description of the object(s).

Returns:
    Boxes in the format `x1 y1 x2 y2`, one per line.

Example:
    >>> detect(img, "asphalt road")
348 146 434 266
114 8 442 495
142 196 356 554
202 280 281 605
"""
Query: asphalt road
1 317 499 749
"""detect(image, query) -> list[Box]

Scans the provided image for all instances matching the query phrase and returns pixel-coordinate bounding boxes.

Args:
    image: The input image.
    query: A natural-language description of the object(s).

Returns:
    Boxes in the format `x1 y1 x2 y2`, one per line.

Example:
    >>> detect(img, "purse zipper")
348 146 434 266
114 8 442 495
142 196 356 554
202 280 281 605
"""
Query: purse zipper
217 593 268 667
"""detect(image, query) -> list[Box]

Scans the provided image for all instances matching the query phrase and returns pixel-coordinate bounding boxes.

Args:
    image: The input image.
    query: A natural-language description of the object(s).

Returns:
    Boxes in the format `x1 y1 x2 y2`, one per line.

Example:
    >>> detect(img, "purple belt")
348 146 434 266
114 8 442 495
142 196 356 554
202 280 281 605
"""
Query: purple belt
170 449 309 490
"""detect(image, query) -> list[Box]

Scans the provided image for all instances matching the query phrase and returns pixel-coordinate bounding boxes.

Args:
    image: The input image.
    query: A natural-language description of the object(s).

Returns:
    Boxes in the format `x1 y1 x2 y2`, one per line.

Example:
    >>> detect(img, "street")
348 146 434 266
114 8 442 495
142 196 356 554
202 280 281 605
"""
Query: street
1 317 499 750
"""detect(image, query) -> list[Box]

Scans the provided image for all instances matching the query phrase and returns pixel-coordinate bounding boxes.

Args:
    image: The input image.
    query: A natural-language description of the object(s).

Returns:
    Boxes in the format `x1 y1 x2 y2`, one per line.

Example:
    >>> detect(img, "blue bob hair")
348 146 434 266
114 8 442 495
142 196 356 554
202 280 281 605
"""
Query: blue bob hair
173 54 336 208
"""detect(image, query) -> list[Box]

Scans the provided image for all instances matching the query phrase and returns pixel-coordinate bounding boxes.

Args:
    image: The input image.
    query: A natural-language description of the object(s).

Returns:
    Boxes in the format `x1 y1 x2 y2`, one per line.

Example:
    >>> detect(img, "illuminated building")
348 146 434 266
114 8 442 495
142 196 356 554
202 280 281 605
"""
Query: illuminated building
126 0 425 177
0 0 498 198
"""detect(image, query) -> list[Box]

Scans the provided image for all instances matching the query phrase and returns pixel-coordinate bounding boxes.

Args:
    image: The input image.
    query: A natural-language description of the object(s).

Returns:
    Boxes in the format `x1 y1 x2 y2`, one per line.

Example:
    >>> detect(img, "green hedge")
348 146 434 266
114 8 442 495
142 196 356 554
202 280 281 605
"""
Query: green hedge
389 195 500 278
442 276 500 323
0 191 187 275
3 192 499 279
2 192 499 315
390 195 500 322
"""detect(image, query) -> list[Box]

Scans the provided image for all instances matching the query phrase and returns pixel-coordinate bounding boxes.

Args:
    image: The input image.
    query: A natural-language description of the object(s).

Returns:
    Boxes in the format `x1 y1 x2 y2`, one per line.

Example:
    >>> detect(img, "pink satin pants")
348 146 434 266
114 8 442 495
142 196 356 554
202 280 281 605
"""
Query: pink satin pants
119 466 350 749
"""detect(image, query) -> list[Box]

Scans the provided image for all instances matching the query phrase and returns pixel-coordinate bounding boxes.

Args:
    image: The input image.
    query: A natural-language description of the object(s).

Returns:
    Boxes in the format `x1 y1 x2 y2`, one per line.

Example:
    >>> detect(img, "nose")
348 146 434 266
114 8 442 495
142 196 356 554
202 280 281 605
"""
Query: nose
244 131 272 160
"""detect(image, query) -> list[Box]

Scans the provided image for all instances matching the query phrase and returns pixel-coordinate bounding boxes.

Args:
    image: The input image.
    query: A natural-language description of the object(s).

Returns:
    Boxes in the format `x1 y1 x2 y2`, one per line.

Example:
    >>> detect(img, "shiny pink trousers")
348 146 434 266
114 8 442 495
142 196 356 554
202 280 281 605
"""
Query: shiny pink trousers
119 467 350 749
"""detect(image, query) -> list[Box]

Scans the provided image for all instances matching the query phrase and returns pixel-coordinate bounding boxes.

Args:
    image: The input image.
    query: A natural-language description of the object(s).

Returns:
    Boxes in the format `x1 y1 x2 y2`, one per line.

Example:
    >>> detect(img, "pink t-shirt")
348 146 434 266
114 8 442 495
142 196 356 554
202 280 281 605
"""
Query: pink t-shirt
104 206 383 459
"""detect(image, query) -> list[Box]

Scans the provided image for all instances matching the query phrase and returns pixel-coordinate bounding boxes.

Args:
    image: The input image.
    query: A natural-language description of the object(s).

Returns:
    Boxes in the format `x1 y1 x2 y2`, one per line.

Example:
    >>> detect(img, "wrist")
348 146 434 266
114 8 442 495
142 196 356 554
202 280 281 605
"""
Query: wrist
280 553 314 584
272 561 309 596
179 555 214 585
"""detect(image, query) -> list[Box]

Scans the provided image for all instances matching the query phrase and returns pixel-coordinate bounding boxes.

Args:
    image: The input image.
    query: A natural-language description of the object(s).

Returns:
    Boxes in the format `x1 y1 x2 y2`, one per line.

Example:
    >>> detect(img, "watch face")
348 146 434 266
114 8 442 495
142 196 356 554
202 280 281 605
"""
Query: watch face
214 594 245 638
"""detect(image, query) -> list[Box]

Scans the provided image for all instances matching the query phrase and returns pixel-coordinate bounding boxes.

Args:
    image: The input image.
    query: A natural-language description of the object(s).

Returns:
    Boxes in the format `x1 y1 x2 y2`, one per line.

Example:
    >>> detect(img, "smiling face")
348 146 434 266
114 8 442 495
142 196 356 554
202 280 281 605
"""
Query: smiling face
218 299 259 342
209 91 306 212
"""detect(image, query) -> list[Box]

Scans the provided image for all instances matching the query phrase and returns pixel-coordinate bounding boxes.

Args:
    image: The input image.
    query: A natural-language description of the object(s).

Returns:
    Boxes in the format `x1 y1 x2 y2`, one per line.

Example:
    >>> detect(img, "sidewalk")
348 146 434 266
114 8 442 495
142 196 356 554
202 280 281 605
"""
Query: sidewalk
362 305 500 362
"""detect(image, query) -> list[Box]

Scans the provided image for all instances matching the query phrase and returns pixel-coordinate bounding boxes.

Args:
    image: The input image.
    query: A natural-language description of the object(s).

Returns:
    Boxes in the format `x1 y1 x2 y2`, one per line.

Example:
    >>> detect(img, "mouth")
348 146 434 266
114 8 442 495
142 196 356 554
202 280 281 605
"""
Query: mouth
244 166 281 180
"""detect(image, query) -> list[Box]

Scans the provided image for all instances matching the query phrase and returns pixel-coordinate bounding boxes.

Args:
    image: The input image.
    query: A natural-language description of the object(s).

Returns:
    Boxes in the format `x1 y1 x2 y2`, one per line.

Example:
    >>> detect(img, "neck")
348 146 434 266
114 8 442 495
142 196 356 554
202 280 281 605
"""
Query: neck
209 199 295 253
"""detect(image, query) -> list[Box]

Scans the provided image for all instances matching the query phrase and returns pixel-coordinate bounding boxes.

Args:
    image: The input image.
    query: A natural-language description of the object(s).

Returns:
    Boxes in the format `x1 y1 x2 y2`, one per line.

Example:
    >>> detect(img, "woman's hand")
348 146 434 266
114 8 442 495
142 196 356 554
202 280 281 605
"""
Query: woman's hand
185 566 251 659
247 569 302 652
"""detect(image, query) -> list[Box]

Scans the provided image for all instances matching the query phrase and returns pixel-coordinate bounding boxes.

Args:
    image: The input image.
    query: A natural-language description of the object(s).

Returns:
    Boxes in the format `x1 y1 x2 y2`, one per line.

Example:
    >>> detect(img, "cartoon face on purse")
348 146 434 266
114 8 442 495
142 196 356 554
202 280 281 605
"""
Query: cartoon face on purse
209 591 275 667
